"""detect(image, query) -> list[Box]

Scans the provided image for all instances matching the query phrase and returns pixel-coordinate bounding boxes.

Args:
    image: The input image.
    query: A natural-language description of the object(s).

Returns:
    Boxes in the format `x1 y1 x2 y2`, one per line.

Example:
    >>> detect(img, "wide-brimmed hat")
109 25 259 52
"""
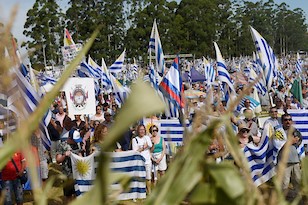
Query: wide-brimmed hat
238 123 250 132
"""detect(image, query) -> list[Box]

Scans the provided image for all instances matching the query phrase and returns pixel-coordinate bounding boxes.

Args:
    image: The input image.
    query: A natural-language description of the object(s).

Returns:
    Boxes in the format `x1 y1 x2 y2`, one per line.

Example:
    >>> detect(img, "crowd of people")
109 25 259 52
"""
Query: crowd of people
0 91 168 204
1 64 308 203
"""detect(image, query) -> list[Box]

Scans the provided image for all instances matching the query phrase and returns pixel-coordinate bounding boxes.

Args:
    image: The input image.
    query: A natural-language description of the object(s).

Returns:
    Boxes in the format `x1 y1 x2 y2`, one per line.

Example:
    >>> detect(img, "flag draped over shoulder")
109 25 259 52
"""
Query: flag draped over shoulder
250 26 278 90
244 124 282 186
149 19 165 76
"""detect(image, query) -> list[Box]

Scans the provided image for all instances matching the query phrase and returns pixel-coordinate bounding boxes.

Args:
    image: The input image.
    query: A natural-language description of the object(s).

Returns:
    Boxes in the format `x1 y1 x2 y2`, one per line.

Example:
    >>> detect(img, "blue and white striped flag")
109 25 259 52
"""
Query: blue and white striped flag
79 62 101 79
203 57 215 87
288 109 308 145
149 19 165 76
250 26 278 89
236 96 261 113
101 58 112 90
71 151 146 200
295 53 302 75
187 69 192 86
7 67 51 149
88 55 104 78
214 42 235 102
110 74 130 106
37 72 57 86
244 124 283 186
149 64 162 90
277 69 285 86
247 64 267 96
109 50 125 73
142 118 189 155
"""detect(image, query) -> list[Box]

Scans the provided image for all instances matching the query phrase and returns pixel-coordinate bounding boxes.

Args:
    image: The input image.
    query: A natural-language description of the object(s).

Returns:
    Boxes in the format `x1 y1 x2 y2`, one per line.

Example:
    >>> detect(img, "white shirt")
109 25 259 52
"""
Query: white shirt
132 135 153 165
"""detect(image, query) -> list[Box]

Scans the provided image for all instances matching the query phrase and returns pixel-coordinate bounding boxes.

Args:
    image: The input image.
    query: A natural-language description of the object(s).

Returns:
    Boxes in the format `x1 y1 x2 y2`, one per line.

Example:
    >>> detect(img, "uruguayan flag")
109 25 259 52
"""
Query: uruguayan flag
109 151 146 200
101 58 112 90
236 96 261 113
244 124 284 186
295 53 302 75
214 42 235 95
143 118 188 155
37 72 57 86
149 19 165 76
250 26 278 89
203 57 215 87
71 151 147 200
110 74 130 105
277 69 285 86
71 152 96 196
247 64 267 96
109 50 125 73
287 109 308 145
7 67 51 149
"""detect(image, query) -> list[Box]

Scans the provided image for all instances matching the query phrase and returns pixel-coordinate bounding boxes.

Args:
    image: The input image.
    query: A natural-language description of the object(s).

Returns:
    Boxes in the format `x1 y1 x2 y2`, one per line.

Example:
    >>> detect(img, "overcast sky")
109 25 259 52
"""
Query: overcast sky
0 0 307 46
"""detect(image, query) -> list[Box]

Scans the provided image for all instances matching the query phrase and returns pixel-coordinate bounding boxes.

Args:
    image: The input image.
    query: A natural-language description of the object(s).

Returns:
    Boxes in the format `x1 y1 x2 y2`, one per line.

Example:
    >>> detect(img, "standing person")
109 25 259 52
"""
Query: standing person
56 105 67 127
102 112 114 129
48 119 62 163
132 125 152 194
56 131 83 202
237 108 260 143
278 113 303 195
90 105 105 128
263 106 281 129
32 129 49 185
1 139 26 205
90 124 108 153
149 125 167 186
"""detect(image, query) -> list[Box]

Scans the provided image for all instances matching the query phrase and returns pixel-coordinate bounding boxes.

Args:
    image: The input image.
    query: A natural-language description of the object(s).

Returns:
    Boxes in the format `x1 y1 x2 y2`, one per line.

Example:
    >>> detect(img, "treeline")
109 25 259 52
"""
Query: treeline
21 0 308 66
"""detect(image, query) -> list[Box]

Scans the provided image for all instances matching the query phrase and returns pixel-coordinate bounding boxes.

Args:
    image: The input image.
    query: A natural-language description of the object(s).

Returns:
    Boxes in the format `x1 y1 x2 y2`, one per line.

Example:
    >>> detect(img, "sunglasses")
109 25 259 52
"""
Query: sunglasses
270 110 278 113
283 118 292 121
152 129 158 132
240 129 249 133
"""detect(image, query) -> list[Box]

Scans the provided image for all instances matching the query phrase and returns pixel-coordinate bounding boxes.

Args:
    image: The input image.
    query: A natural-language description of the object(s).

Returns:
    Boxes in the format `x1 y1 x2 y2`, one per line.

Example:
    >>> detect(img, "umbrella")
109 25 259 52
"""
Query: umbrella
184 89 206 99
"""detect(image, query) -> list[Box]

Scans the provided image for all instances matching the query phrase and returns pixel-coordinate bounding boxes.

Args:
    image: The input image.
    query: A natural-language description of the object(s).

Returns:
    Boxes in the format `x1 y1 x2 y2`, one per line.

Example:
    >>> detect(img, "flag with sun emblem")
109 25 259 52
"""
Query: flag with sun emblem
71 153 96 196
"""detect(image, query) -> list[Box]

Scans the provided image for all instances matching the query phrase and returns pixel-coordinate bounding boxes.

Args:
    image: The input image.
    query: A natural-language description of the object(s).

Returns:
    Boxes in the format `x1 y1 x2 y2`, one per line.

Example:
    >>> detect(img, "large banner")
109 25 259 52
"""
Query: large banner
71 151 146 200
63 78 96 115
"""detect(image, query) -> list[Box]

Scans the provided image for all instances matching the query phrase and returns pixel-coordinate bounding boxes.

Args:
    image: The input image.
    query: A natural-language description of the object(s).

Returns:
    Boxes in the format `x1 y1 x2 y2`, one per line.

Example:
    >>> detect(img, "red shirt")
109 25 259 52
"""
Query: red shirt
2 152 25 181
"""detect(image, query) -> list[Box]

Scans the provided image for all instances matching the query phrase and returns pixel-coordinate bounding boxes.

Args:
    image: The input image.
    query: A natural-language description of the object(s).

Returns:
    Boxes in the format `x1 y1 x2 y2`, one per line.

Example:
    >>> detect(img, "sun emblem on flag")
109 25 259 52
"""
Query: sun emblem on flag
74 159 91 177
146 122 157 134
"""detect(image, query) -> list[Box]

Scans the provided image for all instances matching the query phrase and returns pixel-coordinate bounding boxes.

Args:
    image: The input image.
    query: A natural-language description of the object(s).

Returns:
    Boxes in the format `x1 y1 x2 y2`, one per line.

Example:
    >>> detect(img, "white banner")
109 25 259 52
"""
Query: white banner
61 43 82 65
63 78 96 115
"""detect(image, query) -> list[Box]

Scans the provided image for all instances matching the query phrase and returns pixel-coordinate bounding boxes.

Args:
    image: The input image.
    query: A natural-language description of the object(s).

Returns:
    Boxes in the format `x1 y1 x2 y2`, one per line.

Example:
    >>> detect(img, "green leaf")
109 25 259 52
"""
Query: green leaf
208 162 245 199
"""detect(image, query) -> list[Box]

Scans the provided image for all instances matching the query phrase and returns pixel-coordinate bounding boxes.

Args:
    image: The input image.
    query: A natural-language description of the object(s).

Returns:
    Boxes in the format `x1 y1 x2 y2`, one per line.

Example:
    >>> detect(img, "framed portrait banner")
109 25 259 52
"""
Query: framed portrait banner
63 78 96 115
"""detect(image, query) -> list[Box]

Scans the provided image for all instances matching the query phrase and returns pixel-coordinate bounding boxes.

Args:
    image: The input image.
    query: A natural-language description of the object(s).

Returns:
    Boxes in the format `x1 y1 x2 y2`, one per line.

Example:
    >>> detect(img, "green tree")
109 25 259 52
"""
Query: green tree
125 0 177 62
22 0 64 67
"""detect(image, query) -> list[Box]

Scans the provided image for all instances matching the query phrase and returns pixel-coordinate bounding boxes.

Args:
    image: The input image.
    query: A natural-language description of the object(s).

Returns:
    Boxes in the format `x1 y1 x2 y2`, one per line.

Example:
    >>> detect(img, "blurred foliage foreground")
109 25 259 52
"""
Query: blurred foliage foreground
2 17 308 205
